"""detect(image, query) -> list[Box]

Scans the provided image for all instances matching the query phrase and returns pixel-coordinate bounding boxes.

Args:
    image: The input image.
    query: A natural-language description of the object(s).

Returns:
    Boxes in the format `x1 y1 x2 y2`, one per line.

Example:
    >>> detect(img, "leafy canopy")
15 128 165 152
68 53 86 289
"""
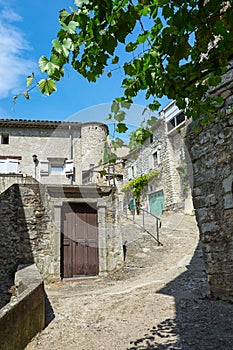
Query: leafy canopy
21 0 233 126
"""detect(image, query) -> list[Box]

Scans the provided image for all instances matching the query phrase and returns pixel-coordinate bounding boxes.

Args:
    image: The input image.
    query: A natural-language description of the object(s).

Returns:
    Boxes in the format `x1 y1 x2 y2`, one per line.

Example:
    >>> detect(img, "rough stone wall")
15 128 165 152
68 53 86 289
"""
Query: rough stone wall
0 174 36 194
185 63 233 301
122 118 192 212
80 123 107 169
0 182 55 301
0 264 45 350
104 190 123 272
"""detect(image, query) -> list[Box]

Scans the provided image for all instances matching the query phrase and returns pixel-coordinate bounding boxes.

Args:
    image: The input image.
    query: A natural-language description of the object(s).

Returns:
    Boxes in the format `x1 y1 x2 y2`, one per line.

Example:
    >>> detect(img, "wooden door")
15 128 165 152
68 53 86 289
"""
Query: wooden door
62 203 99 278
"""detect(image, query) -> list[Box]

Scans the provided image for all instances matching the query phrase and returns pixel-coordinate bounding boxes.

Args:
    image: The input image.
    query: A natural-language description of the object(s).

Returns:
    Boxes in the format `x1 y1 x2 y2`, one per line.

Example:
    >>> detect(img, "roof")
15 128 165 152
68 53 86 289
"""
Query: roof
0 118 108 131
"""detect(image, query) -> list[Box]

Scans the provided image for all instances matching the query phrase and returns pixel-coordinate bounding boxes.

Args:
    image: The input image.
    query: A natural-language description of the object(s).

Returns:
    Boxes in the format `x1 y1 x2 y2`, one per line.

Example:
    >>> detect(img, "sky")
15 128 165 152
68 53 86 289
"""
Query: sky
0 0 169 129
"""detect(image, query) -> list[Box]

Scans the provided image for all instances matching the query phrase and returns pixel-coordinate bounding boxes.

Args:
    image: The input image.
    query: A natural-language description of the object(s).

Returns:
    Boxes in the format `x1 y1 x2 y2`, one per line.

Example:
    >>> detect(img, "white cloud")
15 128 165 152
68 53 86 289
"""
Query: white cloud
0 4 36 99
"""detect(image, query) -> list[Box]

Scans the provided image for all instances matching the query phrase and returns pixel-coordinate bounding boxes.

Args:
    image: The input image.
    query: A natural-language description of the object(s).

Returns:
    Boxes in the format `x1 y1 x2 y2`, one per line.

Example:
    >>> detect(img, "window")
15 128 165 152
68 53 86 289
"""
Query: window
51 164 64 175
0 158 18 173
153 150 161 166
1 133 9 144
167 112 186 133
45 157 73 176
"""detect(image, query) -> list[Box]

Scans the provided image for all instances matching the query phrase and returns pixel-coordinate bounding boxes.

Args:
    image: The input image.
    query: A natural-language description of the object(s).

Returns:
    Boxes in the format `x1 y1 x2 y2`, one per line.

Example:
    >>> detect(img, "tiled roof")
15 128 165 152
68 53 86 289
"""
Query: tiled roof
0 118 108 130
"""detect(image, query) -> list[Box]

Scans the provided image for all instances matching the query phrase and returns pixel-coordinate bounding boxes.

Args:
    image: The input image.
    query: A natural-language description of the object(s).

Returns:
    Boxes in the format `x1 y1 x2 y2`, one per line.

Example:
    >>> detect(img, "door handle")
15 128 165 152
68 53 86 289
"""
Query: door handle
85 239 89 247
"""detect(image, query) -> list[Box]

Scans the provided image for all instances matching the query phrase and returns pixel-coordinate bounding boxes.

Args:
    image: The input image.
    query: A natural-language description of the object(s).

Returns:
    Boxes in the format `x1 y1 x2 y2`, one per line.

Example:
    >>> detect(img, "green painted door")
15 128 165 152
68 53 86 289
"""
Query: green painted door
149 190 164 215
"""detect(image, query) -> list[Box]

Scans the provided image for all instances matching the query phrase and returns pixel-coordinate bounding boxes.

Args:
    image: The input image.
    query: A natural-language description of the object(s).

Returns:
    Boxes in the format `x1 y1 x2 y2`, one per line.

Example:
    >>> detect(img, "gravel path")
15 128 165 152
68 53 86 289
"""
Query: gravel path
25 213 233 350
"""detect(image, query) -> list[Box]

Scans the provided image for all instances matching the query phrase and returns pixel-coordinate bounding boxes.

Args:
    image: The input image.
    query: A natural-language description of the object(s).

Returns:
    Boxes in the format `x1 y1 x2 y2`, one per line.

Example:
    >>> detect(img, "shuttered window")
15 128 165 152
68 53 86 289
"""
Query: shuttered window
40 161 49 175
0 159 18 173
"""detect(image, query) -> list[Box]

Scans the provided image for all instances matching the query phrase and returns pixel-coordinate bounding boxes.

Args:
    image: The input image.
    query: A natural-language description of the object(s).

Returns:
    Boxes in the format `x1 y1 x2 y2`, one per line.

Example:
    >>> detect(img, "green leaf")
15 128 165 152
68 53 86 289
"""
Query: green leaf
147 116 158 127
111 101 119 113
137 31 149 44
102 35 117 55
112 137 124 149
107 71 112 78
26 73 34 87
116 123 128 133
162 5 173 19
23 92 29 100
114 110 126 122
38 79 57 96
112 56 119 64
121 102 131 109
125 42 137 52
67 21 77 34
148 101 161 111
75 0 89 8
63 38 74 51
52 40 63 54
38 56 49 73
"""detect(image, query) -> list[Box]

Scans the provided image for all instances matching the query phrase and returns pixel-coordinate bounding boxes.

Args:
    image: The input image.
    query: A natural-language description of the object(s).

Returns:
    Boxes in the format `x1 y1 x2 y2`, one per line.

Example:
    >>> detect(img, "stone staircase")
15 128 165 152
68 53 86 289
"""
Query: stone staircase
120 211 198 274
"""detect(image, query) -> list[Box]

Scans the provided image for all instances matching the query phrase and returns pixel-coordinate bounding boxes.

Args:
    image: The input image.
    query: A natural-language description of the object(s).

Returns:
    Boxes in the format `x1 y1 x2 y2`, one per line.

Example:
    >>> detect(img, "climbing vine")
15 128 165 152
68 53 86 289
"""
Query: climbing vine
121 170 159 213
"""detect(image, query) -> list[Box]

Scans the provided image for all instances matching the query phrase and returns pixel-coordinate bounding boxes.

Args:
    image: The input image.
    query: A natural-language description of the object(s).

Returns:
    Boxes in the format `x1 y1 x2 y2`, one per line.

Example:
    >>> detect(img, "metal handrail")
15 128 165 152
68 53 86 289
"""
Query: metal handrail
124 207 163 246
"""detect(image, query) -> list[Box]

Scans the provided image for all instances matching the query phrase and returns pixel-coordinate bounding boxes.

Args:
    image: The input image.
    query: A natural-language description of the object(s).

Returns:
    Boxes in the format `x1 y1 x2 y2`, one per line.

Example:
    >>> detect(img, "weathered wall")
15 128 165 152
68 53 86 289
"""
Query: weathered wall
0 182 123 289
0 121 107 185
0 182 55 303
186 63 233 301
0 264 45 350
122 117 192 213
47 185 124 277
0 174 36 194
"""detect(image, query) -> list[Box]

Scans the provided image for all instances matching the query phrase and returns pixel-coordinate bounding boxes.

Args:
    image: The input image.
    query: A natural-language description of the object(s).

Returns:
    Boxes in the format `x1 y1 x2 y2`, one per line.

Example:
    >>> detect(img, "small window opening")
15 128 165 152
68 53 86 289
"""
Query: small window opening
177 112 185 125
1 133 9 144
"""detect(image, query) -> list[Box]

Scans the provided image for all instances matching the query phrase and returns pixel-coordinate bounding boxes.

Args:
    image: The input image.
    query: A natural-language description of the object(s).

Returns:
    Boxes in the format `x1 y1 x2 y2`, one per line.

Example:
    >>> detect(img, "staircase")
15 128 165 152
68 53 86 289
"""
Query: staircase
122 208 162 246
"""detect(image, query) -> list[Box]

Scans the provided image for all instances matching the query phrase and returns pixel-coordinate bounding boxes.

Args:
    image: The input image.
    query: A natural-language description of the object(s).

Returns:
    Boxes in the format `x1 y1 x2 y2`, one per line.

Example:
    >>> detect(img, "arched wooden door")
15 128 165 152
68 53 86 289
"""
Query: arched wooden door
61 203 99 278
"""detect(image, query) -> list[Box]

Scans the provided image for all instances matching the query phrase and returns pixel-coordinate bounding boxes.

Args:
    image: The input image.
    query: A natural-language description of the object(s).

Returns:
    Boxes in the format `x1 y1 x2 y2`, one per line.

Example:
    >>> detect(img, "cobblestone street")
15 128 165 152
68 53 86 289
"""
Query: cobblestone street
26 213 233 350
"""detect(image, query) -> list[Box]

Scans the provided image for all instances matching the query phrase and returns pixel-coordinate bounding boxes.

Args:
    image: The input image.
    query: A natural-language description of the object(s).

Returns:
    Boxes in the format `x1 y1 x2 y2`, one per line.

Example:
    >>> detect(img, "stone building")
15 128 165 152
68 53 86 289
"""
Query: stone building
0 119 108 185
0 119 123 295
122 101 193 215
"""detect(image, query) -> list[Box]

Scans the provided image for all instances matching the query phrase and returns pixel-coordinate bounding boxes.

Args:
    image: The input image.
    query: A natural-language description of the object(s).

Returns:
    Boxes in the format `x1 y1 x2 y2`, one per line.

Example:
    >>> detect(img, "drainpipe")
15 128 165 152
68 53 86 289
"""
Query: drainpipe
69 124 73 185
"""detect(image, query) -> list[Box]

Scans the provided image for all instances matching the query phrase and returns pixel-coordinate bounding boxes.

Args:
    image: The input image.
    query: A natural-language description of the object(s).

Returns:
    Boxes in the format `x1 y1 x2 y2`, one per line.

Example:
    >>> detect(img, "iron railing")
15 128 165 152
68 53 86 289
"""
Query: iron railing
124 207 163 246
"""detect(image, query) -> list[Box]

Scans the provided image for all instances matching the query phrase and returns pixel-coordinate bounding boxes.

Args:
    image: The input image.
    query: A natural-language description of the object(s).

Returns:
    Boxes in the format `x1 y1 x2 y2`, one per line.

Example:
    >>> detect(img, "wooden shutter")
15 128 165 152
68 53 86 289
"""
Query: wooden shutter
7 159 18 173
40 160 49 175
65 160 74 175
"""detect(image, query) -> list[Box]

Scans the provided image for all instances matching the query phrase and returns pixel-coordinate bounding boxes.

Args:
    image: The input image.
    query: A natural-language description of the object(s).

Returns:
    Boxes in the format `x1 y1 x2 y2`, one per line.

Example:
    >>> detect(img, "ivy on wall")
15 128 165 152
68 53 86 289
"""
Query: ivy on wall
121 170 159 213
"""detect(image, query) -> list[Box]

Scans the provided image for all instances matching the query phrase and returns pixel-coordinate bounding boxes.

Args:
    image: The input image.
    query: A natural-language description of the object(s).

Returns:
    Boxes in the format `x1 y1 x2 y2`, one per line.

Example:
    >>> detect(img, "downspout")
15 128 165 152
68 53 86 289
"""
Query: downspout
69 124 73 185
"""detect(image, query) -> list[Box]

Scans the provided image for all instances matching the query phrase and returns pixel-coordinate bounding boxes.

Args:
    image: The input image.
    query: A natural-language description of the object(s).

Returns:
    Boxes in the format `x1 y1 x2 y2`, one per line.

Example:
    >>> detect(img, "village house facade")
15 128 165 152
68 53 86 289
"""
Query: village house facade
0 119 123 292
121 101 194 216
0 119 108 184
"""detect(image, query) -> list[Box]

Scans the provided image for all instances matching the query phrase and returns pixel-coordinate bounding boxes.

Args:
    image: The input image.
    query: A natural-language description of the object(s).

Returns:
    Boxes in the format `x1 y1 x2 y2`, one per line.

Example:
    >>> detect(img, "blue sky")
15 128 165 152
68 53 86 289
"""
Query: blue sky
0 0 169 128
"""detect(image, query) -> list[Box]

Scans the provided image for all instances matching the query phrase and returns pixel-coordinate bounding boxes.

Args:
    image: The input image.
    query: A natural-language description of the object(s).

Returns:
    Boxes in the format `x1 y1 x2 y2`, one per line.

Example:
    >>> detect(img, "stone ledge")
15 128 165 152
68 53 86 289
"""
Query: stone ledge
0 264 45 350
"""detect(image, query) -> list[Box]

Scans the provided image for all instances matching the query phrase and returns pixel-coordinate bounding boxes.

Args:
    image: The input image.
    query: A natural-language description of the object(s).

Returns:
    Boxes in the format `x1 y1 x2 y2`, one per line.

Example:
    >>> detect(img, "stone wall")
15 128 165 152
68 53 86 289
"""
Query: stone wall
0 120 107 185
47 185 124 277
0 179 123 305
0 182 54 304
122 116 193 213
0 174 36 194
0 264 45 350
185 63 233 301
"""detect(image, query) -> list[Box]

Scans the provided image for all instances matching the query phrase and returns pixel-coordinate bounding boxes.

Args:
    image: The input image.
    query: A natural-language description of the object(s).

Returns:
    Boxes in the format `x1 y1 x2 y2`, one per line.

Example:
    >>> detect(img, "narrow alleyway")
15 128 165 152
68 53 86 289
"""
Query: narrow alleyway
25 213 233 350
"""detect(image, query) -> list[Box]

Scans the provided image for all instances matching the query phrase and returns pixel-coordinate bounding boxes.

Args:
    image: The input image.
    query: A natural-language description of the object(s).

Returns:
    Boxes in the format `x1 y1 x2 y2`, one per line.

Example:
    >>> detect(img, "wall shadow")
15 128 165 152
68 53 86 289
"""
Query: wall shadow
44 293 55 326
127 241 233 350
0 184 34 308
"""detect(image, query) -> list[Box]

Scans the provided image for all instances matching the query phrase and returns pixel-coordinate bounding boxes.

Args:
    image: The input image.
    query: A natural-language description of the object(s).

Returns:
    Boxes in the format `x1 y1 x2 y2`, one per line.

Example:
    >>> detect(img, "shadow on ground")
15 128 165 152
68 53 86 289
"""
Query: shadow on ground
44 293 55 327
127 241 233 350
